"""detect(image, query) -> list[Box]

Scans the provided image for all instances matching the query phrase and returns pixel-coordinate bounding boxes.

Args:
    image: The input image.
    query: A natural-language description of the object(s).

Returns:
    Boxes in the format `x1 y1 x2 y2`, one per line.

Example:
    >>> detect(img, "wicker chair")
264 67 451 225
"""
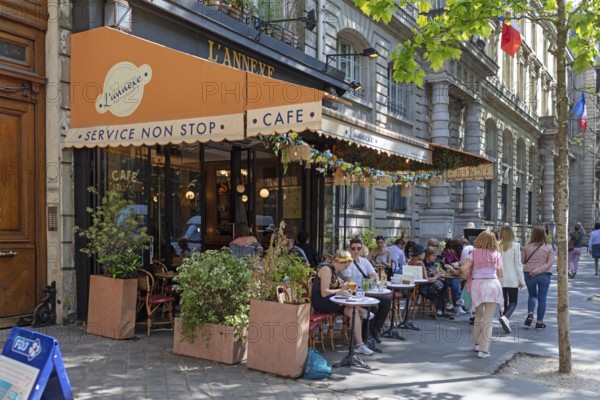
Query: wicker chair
137 269 176 336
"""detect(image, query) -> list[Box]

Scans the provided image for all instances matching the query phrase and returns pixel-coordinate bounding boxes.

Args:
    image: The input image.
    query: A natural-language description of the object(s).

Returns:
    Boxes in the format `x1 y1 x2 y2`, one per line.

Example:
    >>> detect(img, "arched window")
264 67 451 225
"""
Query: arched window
336 39 366 99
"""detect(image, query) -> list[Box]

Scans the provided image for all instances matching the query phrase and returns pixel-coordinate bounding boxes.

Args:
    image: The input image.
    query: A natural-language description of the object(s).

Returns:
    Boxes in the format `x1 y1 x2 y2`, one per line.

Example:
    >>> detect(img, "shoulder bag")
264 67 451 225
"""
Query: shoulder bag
525 244 543 264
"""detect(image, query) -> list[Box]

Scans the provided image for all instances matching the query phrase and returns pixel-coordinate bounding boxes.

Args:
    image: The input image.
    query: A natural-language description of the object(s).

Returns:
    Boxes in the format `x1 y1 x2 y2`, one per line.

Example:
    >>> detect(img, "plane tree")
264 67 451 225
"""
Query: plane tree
353 0 600 372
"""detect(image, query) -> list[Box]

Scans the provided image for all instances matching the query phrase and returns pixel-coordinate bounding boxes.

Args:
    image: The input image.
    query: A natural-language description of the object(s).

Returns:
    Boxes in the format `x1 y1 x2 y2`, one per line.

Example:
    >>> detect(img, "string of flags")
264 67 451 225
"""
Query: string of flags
572 93 588 133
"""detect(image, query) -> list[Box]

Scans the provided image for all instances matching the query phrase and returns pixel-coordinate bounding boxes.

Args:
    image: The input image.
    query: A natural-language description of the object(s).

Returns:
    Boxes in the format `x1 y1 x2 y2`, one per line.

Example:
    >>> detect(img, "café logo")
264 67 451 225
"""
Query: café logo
96 62 153 117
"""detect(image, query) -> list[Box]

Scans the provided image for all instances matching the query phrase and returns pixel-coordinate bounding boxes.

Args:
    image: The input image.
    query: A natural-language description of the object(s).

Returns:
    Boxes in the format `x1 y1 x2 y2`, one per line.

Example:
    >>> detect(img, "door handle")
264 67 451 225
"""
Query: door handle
0 251 17 257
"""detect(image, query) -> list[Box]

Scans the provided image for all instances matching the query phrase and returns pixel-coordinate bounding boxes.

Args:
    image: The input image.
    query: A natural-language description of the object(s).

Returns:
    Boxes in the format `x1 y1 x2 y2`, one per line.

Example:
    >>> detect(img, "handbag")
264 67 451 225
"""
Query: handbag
461 258 474 310
568 239 575 251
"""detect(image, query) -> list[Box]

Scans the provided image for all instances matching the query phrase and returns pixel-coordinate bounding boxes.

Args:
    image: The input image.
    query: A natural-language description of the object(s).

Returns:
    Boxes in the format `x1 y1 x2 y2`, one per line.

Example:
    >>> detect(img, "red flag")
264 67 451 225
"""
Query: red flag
500 15 522 57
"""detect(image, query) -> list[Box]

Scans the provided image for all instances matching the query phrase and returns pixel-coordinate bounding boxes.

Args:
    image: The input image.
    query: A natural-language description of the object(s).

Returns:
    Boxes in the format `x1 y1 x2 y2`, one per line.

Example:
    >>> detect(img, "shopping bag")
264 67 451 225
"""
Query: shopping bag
303 348 332 380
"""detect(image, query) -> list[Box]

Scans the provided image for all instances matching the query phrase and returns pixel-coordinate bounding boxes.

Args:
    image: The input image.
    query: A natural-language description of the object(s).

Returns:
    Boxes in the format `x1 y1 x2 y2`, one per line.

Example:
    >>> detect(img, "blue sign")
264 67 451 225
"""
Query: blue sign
0 327 73 400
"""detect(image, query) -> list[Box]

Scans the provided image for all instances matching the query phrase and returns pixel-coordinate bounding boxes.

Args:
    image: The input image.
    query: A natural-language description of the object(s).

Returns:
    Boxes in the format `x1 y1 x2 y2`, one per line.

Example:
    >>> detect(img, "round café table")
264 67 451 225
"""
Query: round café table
382 283 417 339
330 296 380 369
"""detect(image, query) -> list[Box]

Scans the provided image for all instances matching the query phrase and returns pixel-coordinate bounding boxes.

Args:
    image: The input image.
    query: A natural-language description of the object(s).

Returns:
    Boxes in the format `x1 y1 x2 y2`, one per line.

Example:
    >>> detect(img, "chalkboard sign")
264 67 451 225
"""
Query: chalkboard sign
0 327 73 400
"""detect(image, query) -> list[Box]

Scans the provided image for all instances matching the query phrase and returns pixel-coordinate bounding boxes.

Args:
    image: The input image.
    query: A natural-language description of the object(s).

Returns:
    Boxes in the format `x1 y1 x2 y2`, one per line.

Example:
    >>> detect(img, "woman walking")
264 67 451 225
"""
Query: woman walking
460 230 504 358
522 226 554 329
568 222 585 278
497 225 525 334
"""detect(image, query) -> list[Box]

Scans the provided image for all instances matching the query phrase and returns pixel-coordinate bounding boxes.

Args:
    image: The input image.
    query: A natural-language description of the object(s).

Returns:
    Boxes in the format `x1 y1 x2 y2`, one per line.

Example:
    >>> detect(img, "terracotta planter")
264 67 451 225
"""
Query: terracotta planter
247 299 310 378
86 275 137 340
173 318 247 364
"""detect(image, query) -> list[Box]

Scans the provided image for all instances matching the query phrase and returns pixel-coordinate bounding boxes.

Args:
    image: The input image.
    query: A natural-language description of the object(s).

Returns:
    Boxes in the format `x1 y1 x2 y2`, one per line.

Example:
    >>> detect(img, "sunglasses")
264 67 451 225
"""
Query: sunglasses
350 246 362 251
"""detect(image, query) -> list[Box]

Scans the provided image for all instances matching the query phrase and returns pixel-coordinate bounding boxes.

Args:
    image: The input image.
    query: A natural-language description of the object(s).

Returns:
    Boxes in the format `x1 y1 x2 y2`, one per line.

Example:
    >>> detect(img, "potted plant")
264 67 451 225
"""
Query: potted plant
74 188 150 340
172 248 252 364
247 222 311 378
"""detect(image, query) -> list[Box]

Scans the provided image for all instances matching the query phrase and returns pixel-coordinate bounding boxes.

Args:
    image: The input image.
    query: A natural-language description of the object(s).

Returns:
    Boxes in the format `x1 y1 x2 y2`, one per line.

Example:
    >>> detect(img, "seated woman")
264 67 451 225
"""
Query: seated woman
422 249 450 315
408 245 445 315
229 223 263 259
370 235 392 278
311 249 374 356
441 239 465 314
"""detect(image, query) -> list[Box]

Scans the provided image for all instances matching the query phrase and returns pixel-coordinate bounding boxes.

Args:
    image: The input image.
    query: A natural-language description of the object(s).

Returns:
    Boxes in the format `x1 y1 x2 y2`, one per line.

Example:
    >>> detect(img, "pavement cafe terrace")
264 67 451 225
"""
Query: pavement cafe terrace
82 108 309 142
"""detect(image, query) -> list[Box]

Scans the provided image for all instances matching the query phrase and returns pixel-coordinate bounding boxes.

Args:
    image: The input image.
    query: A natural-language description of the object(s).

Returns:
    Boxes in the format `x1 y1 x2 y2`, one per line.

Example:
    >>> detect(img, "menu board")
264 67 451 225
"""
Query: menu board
0 355 39 399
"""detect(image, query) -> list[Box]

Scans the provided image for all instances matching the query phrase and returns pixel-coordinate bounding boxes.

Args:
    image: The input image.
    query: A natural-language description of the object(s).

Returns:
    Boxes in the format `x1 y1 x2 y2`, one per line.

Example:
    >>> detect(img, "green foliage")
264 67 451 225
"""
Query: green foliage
98 253 143 280
351 226 382 250
250 221 311 304
173 248 252 343
74 188 149 279
355 0 600 86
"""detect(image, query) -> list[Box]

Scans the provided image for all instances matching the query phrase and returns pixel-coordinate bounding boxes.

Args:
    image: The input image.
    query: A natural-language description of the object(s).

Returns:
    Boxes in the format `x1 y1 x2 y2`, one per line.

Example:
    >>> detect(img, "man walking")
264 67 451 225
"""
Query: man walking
588 222 600 276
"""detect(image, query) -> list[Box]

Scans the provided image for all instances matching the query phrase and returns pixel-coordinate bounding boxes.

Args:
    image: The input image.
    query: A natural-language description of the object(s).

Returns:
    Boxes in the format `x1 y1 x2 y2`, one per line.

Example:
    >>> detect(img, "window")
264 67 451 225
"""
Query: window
501 183 508 222
483 180 492 221
527 191 533 225
337 40 364 99
515 187 521 223
388 65 408 118
387 185 407 212
431 0 446 9
338 185 365 209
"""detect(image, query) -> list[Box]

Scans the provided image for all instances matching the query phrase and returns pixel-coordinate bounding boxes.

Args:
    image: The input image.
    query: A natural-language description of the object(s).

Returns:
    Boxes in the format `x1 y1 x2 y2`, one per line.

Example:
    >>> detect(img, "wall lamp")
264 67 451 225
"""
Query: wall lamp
323 47 379 71
349 81 362 90
255 9 317 41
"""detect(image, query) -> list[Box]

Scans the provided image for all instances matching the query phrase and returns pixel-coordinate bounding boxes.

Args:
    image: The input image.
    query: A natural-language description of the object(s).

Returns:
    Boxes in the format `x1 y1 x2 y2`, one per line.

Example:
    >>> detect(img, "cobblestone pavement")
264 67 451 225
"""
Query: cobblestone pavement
2 254 599 399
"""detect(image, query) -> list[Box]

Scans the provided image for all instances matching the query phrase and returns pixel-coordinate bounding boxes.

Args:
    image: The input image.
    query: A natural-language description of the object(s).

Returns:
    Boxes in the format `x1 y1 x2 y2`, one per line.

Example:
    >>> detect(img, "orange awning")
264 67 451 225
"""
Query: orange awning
64 27 323 148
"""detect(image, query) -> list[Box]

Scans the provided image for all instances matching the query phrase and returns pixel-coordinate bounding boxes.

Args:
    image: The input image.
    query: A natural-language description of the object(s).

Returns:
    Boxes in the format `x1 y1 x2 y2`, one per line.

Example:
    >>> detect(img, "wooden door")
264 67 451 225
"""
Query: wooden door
0 97 37 317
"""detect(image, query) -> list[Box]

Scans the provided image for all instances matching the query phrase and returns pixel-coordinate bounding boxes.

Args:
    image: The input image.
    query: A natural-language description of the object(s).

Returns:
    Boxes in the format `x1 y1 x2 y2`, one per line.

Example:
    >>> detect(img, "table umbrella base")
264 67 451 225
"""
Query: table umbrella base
333 354 371 369
381 327 406 341
398 320 420 331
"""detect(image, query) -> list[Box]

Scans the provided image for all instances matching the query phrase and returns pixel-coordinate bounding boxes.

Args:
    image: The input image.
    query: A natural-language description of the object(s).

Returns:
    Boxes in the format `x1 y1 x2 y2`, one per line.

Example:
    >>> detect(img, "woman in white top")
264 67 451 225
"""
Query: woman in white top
497 225 525 334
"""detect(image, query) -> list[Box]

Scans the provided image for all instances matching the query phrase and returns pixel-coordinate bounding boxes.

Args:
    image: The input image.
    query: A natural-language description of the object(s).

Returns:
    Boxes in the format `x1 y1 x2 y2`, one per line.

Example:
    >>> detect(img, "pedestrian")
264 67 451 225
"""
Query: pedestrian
544 224 555 250
371 235 392 278
568 222 585 278
460 230 504 358
497 225 525 334
522 225 554 329
587 222 600 275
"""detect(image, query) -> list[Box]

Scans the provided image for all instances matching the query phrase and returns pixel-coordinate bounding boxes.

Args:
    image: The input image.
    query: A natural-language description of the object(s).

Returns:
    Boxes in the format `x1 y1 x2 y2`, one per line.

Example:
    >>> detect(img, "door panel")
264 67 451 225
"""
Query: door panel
0 98 36 317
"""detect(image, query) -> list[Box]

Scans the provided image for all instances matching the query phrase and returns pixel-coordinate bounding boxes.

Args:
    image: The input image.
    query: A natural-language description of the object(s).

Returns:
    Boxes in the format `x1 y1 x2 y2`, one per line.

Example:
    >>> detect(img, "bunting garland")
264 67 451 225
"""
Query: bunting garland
259 132 442 188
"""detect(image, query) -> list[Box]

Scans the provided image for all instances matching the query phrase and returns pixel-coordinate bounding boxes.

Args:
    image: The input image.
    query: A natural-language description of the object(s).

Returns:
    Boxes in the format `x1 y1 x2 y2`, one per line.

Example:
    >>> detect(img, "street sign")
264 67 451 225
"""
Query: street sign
0 327 73 400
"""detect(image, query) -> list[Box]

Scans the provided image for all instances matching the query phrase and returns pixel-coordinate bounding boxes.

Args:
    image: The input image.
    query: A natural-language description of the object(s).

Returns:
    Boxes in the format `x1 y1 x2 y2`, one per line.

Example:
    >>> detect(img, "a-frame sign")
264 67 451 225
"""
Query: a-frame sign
0 327 73 399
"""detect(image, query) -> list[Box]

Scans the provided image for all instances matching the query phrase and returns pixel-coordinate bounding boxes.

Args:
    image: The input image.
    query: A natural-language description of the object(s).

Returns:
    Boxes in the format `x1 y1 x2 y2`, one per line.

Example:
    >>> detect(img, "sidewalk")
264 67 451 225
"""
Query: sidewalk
2 254 599 399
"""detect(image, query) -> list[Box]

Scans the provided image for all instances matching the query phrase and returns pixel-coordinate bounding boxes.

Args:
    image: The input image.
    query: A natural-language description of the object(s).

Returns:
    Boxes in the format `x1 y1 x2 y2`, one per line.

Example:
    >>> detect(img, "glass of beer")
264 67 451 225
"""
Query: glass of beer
348 281 357 294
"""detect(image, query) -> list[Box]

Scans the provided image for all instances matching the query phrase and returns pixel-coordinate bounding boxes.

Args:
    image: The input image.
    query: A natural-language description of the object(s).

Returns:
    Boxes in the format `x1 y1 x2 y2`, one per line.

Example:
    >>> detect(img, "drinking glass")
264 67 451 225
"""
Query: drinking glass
348 281 357 294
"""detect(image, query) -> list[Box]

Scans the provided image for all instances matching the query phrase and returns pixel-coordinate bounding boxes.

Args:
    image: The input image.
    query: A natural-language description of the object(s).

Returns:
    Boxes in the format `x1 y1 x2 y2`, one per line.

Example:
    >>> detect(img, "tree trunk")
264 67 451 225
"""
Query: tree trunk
553 0 572 374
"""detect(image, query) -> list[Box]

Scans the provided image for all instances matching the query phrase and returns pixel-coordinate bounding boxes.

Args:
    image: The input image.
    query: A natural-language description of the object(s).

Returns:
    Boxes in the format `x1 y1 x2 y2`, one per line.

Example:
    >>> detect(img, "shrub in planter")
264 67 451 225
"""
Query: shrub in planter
172 248 252 364
247 222 311 378
74 187 150 339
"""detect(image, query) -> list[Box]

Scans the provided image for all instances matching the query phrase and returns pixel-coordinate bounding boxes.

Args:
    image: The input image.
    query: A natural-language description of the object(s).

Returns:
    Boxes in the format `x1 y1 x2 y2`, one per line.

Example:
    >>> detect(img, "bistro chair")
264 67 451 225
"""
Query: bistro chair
411 282 437 320
152 260 172 295
137 269 176 336
306 277 349 351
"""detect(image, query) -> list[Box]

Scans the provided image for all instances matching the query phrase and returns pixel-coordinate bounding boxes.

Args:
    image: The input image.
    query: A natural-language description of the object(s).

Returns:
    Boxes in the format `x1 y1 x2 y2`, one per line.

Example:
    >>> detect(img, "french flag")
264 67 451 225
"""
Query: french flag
572 93 588 133
500 12 522 57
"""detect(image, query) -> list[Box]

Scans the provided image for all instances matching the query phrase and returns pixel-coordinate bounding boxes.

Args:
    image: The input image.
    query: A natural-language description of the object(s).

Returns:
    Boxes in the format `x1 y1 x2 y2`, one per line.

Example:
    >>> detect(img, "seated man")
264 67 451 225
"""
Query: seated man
282 229 309 265
387 238 407 274
344 237 391 344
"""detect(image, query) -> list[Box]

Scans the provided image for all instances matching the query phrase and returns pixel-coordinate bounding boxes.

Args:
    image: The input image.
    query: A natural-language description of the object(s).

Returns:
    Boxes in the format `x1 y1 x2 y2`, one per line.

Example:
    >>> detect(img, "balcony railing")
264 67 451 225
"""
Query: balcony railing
200 0 299 48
